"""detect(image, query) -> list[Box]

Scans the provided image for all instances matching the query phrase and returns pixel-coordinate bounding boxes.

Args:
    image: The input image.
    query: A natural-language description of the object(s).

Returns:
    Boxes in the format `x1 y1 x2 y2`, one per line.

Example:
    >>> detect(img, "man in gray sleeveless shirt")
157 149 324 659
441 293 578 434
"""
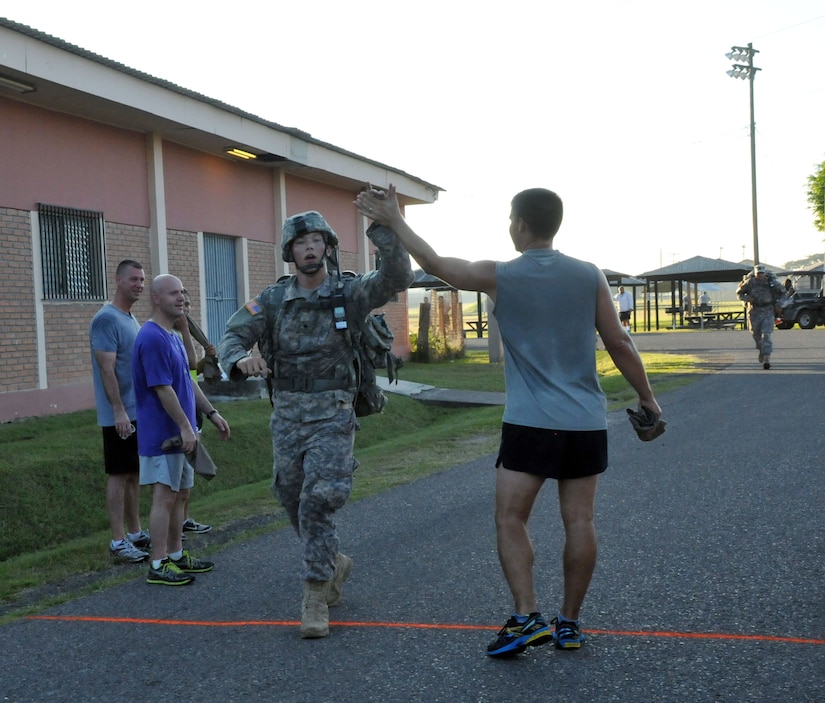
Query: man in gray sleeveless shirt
355 185 662 657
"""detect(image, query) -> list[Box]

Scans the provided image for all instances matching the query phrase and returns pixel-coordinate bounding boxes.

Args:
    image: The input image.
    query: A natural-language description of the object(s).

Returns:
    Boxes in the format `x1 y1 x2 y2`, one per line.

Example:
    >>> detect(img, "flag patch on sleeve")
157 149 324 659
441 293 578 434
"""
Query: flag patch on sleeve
245 300 263 315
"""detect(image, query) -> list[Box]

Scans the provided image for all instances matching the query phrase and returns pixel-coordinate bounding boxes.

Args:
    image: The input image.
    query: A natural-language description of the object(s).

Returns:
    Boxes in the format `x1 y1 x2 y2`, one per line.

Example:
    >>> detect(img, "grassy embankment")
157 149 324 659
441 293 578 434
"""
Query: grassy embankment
0 348 701 620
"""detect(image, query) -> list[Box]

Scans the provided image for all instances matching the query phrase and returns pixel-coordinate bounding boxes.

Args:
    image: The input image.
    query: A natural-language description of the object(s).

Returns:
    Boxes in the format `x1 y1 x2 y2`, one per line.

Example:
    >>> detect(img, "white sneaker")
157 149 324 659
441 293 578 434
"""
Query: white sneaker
127 529 151 548
110 539 149 563
182 518 211 534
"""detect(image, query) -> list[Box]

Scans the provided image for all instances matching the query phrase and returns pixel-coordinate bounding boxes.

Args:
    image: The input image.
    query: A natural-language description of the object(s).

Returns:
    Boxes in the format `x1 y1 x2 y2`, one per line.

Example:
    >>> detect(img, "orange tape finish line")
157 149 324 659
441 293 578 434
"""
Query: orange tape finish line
25 615 825 646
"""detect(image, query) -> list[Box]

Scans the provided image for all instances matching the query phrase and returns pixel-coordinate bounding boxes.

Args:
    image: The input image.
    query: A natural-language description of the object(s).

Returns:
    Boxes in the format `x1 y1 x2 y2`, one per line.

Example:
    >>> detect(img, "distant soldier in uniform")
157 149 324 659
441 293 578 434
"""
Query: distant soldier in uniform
737 264 783 369
218 206 413 639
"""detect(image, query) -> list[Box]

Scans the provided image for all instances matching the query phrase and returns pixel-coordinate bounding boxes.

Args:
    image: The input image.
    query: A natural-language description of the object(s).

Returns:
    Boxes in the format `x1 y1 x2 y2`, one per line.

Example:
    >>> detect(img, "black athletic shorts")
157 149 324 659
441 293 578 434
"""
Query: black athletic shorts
495 422 608 480
102 423 139 475
619 310 632 322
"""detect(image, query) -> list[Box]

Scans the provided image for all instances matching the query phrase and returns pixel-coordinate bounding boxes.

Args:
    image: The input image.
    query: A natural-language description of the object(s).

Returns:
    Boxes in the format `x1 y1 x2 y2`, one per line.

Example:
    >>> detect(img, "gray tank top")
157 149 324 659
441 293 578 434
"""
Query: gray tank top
494 249 607 430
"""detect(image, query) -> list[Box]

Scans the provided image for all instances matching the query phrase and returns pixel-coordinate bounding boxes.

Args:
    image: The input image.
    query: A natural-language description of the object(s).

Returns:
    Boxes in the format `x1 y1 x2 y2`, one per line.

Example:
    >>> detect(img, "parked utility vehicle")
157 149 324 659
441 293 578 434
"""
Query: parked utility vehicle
775 290 825 329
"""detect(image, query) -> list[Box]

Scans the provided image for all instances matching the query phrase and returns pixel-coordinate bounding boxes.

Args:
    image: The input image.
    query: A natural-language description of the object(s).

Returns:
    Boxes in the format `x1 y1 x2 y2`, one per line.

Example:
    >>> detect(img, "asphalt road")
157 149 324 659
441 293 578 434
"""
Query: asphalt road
1 329 823 702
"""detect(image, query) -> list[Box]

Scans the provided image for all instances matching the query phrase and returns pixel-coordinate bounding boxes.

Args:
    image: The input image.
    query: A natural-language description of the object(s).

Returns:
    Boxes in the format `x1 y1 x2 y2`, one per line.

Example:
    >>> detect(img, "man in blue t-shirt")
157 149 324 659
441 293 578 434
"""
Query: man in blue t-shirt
89 259 151 563
356 185 662 657
133 273 231 586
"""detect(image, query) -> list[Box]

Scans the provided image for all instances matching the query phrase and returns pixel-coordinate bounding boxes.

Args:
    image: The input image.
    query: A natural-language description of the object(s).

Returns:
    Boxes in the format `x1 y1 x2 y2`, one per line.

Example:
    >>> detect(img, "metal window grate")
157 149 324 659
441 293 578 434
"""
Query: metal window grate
38 203 106 300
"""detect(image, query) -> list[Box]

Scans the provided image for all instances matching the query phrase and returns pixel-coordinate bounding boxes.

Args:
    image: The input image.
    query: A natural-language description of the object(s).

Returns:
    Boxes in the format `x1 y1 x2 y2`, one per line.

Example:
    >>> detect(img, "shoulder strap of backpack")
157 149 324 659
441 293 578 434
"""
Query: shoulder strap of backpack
259 277 291 405
340 277 399 385
339 277 362 381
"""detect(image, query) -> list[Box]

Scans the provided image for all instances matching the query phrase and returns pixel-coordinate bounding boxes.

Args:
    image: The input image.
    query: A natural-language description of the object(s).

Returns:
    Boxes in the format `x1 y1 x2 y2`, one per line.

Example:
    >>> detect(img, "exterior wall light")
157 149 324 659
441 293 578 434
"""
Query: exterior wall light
225 147 258 160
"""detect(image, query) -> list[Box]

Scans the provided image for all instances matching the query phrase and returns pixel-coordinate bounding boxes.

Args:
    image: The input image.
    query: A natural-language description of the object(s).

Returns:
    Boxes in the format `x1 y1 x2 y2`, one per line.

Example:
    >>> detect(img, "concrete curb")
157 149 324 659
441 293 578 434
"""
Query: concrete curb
377 376 505 407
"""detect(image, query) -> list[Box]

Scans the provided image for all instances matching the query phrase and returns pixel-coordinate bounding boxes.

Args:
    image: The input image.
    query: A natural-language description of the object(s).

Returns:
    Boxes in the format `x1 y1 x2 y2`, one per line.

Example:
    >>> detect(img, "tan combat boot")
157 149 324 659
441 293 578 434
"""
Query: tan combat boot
327 553 353 607
300 580 330 638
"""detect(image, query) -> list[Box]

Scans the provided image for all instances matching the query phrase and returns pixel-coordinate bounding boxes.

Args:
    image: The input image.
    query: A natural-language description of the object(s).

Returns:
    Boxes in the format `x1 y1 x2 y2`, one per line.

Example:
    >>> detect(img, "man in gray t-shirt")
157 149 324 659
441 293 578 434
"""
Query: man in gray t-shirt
89 259 150 563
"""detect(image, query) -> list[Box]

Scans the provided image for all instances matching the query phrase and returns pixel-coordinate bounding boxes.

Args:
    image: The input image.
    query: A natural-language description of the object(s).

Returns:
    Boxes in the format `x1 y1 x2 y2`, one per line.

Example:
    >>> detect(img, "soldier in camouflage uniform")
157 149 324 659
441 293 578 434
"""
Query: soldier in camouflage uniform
218 206 412 638
737 264 783 369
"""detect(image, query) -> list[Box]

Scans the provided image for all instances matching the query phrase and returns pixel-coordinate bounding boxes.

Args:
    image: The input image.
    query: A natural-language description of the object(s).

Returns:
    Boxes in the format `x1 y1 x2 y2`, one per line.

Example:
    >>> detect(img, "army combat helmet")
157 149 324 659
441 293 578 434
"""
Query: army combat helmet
281 211 339 266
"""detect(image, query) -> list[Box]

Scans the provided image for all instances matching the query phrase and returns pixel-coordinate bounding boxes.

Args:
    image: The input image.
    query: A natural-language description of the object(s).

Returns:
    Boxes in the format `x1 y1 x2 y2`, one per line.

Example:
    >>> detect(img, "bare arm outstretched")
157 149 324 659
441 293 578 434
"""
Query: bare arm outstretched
354 185 497 299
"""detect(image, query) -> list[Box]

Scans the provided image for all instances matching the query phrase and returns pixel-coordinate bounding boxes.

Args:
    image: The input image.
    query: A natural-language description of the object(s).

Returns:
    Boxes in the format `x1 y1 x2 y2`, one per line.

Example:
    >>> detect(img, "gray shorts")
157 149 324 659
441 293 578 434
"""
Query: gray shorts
139 453 194 492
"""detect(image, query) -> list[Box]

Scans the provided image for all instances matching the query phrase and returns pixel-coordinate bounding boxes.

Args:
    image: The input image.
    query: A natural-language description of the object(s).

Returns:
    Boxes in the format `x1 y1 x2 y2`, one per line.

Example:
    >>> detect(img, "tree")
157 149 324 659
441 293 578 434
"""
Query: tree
783 253 823 270
807 159 825 232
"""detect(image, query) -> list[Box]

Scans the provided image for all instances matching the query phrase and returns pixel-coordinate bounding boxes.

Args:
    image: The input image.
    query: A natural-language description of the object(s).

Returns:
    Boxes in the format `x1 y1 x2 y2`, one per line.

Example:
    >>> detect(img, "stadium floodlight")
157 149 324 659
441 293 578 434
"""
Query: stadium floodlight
726 43 761 264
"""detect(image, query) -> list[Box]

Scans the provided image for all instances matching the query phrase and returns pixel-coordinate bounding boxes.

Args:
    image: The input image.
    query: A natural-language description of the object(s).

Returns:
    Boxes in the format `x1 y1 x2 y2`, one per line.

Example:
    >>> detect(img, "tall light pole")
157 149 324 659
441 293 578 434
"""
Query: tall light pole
726 43 761 264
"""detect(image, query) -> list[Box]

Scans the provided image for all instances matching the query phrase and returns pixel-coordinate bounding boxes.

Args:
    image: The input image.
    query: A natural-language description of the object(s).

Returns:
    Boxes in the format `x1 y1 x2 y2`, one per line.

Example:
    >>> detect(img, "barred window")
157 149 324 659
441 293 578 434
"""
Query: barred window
38 204 106 300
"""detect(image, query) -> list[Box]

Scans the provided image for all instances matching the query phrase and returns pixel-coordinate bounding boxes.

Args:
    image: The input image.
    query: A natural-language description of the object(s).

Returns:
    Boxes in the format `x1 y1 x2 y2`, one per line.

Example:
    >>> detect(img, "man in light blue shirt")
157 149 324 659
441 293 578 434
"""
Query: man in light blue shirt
89 259 151 563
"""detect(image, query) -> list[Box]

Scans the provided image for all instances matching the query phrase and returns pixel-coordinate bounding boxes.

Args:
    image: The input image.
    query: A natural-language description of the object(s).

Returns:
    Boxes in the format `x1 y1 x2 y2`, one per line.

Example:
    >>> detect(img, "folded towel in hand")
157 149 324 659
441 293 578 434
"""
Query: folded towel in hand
160 435 217 480
627 407 666 442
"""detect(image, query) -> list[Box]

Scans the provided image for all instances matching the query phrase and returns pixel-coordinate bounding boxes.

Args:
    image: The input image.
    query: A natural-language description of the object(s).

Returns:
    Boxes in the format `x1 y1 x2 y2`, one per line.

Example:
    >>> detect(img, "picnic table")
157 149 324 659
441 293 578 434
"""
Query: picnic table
464 320 488 338
684 310 746 330
713 310 747 329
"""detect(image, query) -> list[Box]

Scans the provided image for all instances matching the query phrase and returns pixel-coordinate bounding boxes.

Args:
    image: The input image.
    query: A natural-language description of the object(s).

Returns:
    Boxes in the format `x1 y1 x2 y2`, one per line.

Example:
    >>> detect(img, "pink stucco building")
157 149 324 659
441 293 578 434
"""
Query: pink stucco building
0 18 440 423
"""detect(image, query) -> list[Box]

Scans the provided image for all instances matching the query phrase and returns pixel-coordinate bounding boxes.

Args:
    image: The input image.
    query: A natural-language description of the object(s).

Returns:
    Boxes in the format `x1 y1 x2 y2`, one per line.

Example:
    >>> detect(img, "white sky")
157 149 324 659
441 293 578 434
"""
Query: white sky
3 0 824 275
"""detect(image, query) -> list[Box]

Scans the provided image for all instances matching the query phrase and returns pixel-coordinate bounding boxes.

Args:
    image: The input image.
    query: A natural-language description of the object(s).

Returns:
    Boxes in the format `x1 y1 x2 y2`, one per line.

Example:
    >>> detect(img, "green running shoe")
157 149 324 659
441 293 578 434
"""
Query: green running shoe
147 559 195 586
171 550 214 573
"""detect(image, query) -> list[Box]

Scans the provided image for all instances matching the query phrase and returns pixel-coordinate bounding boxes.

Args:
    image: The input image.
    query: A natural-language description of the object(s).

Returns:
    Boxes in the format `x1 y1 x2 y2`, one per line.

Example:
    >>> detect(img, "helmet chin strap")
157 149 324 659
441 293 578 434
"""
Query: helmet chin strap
296 245 341 278
295 251 327 275
297 257 326 275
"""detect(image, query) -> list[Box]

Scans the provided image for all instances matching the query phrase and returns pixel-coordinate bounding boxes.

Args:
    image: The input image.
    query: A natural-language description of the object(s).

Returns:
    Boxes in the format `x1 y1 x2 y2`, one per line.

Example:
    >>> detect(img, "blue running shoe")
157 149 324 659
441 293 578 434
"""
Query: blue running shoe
486 612 553 657
551 616 586 649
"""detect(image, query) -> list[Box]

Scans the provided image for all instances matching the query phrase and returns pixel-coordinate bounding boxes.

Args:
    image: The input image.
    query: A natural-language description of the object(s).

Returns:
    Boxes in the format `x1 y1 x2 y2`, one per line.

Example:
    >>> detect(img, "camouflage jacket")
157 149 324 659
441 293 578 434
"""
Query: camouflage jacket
218 224 412 400
736 274 783 308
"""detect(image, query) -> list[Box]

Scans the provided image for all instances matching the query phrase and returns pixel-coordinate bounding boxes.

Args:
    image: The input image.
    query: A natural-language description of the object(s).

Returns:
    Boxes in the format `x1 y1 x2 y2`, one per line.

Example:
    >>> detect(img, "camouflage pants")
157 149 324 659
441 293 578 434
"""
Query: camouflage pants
270 402 357 582
748 307 775 357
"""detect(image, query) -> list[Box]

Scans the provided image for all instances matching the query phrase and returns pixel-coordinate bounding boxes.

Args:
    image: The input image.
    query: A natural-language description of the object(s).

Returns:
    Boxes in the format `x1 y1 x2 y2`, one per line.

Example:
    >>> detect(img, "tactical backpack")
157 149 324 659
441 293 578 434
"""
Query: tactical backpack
739 270 782 301
258 274 400 417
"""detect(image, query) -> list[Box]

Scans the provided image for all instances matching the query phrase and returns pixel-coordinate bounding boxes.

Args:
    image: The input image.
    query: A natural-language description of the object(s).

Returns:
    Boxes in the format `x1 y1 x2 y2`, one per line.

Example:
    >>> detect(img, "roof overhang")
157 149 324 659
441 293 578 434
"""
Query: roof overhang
603 269 646 286
410 269 454 290
0 18 442 206
639 256 752 284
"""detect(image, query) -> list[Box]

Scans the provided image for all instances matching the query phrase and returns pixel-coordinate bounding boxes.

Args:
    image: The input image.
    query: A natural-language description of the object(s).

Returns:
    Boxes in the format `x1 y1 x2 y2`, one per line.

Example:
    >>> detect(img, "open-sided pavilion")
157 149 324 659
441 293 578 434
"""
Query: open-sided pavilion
638 256 752 330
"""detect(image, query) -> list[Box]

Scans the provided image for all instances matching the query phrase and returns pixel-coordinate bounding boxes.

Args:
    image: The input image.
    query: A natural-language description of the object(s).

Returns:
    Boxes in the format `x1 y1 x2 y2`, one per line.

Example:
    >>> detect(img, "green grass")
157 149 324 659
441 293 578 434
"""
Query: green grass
389 350 505 392
0 347 703 620
394 348 700 402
